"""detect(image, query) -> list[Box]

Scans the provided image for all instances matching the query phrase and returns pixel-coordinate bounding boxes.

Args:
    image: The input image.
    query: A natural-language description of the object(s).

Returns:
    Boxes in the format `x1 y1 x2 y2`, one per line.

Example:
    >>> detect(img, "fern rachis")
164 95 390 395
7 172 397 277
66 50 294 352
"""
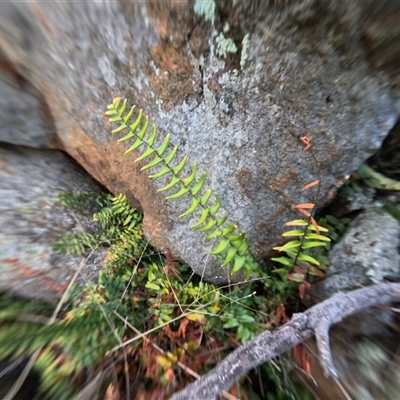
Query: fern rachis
105 97 259 277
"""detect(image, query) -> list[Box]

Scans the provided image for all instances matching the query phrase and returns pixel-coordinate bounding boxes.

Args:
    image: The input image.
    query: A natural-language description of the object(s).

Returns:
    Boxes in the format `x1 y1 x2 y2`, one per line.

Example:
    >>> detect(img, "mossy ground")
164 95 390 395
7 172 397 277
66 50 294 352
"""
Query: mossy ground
0 191 312 400
4 135 399 399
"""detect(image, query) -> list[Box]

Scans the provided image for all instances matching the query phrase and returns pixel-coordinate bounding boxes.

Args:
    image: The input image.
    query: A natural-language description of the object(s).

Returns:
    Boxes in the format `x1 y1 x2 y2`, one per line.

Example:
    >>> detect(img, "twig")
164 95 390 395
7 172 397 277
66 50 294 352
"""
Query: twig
171 282 400 400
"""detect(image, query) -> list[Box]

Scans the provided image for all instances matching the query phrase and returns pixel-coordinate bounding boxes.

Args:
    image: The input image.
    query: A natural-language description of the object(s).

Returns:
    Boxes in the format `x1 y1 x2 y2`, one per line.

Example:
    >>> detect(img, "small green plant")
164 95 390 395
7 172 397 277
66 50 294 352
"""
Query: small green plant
272 133 332 297
56 191 104 210
52 231 98 255
52 192 147 259
0 190 293 399
105 97 260 277
318 214 351 243
272 216 330 296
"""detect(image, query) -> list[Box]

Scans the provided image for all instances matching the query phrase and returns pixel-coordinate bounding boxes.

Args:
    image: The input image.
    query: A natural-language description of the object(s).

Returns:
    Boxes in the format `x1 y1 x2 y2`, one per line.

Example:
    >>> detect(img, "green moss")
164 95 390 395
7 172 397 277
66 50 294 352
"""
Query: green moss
215 33 237 58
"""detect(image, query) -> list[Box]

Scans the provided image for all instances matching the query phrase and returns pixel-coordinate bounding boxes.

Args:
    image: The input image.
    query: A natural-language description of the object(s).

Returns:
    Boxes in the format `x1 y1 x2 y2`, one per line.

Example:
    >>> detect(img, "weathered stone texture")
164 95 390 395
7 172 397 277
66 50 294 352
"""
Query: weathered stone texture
309 209 400 335
0 1 399 282
0 144 104 302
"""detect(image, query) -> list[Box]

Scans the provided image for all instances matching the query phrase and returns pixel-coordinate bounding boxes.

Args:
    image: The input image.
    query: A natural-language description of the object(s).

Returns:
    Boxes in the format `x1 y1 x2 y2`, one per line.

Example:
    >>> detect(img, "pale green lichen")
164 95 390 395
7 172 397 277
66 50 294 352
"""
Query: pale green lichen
149 61 160 77
240 33 251 70
223 22 230 33
194 0 215 24
215 33 237 58
155 99 169 119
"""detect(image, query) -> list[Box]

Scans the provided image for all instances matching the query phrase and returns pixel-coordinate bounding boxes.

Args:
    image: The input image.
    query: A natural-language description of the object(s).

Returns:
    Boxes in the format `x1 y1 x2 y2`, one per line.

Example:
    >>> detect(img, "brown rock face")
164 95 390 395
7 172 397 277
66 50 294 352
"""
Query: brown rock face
0 1 399 282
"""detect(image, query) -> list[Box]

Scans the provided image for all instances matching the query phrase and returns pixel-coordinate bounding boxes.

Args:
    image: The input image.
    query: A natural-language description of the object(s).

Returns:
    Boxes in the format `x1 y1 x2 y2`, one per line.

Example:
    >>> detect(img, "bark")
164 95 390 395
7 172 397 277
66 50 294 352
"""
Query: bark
171 282 400 400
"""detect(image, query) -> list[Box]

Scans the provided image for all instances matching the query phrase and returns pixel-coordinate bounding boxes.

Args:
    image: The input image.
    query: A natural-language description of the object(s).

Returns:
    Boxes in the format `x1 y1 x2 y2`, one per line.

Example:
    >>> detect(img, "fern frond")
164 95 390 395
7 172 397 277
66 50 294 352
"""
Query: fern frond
273 240 301 253
191 209 209 228
52 232 97 255
221 224 237 236
190 172 207 195
106 97 260 276
297 253 320 265
204 228 222 240
166 186 189 199
301 241 328 249
282 230 305 237
272 209 331 279
304 233 330 241
179 198 200 218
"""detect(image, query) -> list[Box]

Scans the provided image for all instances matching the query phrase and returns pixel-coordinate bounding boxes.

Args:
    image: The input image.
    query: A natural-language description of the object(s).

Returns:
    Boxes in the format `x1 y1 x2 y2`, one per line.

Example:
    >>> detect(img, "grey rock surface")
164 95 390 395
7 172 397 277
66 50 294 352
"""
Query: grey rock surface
0 1 399 282
0 55 59 149
310 209 400 334
0 144 105 302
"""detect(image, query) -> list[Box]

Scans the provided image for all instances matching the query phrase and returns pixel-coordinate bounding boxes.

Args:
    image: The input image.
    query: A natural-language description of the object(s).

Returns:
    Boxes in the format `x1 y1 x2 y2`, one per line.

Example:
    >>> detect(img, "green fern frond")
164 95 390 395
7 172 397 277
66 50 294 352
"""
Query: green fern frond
52 232 97 255
106 97 259 276
272 218 330 270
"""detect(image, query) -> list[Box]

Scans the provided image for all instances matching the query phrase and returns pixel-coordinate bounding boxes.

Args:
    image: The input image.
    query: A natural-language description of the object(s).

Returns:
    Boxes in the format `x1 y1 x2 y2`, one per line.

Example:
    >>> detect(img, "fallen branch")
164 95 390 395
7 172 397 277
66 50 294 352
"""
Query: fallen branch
171 282 400 400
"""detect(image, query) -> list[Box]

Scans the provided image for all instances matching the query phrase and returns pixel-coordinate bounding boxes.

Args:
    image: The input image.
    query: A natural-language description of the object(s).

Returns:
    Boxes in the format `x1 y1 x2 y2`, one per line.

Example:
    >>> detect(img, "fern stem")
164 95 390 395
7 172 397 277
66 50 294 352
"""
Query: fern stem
106 98 259 276
292 138 323 267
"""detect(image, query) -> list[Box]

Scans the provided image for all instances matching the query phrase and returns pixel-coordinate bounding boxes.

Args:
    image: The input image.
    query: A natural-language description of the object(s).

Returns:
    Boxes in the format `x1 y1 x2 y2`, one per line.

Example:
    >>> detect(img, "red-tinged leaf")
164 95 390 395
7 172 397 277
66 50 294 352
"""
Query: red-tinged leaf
301 180 320 191
293 265 308 274
302 280 312 290
165 367 175 382
300 132 312 151
293 345 301 366
275 303 286 327
288 273 306 282
293 343 312 376
304 357 312 376
297 208 311 217
298 282 306 299
178 319 189 338
292 203 315 209
310 216 319 234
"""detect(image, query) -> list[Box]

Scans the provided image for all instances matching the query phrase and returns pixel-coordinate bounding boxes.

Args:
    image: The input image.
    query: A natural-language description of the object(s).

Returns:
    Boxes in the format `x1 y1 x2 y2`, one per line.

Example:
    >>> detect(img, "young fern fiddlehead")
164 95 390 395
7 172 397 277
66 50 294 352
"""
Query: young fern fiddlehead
105 97 259 277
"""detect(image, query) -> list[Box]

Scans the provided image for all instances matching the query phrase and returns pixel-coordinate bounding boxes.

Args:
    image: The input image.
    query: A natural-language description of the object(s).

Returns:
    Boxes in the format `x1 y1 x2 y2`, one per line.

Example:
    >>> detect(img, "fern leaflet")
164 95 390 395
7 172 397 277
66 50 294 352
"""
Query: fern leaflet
105 97 259 277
